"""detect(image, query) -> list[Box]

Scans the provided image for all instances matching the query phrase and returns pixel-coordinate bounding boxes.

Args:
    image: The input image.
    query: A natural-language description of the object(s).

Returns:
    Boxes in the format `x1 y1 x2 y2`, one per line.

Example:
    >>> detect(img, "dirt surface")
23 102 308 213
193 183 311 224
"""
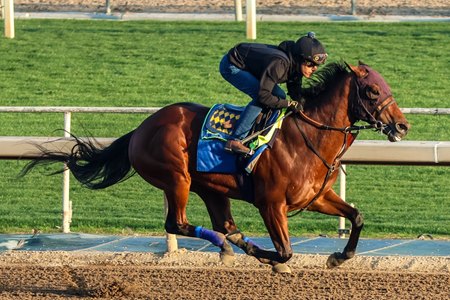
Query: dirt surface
0 250 449 299
12 0 450 16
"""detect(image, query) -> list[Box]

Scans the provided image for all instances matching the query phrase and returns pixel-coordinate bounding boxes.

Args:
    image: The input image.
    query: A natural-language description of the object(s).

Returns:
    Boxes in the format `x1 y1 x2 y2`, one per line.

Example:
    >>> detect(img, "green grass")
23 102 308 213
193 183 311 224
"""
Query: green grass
0 20 449 239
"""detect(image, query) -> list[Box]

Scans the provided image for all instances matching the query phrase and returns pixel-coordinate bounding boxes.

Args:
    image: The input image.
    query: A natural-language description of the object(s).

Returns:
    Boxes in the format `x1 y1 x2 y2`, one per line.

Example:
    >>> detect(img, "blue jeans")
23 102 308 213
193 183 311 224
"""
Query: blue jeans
219 54 286 140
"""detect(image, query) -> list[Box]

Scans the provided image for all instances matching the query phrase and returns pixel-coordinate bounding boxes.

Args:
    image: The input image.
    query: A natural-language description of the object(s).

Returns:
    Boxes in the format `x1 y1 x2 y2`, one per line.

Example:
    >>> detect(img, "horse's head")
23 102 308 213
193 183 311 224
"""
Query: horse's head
346 62 410 142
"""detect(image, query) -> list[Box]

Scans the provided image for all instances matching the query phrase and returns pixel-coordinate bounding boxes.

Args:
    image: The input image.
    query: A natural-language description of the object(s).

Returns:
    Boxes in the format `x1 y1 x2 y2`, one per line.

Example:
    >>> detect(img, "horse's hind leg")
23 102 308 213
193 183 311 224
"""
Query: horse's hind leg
195 190 238 265
196 190 237 235
309 189 364 268
197 190 284 269
164 187 234 264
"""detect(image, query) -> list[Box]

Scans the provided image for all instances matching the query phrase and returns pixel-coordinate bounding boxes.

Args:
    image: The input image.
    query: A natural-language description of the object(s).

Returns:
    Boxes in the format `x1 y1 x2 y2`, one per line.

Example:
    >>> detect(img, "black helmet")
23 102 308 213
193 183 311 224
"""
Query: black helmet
295 32 327 65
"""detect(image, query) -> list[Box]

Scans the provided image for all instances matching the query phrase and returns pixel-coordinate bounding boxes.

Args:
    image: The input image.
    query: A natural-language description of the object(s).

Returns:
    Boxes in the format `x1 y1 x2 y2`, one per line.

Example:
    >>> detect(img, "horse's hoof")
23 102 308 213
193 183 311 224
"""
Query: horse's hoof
226 232 243 244
220 252 235 267
326 252 346 269
272 263 291 274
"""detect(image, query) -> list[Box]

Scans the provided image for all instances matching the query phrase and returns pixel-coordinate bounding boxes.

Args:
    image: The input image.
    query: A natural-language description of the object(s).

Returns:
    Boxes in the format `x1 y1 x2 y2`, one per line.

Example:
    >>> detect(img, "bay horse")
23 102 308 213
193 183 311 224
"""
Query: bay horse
21 62 410 273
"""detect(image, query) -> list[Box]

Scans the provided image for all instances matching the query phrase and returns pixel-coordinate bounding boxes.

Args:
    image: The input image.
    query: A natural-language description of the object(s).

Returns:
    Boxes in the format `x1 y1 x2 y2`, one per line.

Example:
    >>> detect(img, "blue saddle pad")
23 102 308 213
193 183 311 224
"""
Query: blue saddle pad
196 103 282 174
197 104 243 173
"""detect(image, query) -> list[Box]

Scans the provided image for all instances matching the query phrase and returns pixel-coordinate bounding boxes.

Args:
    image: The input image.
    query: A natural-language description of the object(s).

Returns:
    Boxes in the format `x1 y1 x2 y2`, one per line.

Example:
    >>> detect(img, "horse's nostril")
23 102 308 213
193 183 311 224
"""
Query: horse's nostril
396 123 409 133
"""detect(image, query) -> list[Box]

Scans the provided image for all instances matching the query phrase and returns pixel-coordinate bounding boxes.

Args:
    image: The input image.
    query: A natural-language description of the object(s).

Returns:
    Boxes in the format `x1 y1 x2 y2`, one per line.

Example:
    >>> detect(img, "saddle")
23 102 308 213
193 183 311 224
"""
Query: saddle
197 103 285 174
251 108 279 138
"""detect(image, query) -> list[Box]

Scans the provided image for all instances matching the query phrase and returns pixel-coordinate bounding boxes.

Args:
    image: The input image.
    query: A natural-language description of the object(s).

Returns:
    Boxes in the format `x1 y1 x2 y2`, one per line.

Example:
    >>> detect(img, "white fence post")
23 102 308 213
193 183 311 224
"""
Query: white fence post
3 0 14 38
234 0 242 21
105 0 111 14
351 0 357 15
62 112 72 233
246 0 256 40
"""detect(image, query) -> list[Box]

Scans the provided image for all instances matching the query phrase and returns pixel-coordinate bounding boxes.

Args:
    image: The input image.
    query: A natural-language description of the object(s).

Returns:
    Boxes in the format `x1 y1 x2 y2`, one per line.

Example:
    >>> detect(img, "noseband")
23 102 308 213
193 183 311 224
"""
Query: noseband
353 76 395 128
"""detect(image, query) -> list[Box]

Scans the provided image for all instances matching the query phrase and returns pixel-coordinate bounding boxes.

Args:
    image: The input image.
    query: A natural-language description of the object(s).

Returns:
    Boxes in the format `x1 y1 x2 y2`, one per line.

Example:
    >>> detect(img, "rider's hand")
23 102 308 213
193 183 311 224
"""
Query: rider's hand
287 100 303 113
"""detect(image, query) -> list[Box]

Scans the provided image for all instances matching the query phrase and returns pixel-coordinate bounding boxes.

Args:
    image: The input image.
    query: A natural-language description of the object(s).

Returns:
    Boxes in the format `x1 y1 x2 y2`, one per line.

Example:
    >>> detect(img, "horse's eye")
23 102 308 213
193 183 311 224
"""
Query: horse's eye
366 85 380 100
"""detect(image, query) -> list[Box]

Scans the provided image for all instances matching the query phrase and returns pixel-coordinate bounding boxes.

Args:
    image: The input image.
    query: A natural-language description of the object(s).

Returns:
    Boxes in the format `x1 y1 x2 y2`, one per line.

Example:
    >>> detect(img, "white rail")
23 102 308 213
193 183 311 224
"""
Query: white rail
0 106 162 113
1 106 449 114
0 106 449 243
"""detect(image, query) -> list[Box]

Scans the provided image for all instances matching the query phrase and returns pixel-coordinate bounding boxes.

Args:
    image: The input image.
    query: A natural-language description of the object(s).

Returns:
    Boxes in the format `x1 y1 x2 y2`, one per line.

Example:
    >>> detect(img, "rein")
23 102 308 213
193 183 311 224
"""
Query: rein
287 110 380 218
241 110 292 145
239 75 393 217
289 75 396 217
298 110 382 132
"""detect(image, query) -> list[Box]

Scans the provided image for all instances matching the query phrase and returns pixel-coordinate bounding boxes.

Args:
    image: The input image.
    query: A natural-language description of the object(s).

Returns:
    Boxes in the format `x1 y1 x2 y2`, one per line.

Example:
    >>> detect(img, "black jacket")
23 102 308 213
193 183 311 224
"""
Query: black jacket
227 41 302 108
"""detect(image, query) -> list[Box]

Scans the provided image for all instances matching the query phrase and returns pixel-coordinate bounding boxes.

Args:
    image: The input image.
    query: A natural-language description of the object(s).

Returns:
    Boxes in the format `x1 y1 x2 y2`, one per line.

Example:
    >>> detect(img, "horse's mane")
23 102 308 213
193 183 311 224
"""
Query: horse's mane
301 61 349 101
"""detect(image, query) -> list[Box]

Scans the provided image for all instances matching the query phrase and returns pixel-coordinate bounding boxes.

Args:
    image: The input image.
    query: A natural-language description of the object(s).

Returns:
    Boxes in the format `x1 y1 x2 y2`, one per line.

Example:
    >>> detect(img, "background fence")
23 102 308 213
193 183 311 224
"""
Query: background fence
1 106 449 242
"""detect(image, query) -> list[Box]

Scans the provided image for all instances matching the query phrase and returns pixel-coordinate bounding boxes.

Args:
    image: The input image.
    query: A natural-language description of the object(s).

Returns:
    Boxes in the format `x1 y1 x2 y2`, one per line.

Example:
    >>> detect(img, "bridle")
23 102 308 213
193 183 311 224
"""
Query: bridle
352 75 396 127
288 74 393 217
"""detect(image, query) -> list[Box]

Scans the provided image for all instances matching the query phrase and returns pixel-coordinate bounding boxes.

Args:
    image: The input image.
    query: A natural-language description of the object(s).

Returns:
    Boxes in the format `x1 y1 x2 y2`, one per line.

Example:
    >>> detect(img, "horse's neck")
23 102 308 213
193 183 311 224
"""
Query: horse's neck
305 75 353 128
281 75 354 161
281 74 355 154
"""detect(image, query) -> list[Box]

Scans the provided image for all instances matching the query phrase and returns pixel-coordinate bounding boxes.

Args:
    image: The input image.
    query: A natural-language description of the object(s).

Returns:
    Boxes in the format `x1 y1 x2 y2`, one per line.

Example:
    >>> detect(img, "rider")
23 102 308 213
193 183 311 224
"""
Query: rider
220 32 328 155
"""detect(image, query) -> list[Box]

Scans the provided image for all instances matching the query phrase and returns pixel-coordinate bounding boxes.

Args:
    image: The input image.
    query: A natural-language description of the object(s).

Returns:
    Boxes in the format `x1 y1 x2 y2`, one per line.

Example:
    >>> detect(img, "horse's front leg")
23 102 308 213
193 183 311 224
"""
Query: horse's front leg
225 231 291 273
309 189 364 268
255 202 293 273
197 190 290 272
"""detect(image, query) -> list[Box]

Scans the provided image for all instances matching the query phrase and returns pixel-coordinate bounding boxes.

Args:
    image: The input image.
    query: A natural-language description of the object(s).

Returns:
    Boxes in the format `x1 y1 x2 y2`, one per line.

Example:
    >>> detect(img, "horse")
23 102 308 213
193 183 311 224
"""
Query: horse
21 61 410 273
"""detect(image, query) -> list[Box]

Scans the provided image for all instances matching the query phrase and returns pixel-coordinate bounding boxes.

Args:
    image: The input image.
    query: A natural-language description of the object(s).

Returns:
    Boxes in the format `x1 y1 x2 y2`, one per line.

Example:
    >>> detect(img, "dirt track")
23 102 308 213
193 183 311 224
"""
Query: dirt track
0 251 449 299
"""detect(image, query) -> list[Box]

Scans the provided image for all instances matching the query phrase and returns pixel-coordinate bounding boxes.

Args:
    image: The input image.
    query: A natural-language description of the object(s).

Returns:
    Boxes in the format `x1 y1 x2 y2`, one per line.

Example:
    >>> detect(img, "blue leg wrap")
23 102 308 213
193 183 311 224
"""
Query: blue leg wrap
194 226 224 247
243 236 261 249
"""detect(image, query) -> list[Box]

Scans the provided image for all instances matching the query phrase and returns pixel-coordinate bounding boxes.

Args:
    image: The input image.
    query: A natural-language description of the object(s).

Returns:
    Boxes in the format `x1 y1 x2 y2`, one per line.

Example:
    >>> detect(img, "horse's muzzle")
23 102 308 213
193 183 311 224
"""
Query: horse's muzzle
383 122 410 142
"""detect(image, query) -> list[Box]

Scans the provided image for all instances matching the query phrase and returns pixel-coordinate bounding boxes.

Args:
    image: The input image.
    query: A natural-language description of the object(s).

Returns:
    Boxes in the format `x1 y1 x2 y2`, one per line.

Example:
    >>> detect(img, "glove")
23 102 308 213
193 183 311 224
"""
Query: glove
287 100 303 113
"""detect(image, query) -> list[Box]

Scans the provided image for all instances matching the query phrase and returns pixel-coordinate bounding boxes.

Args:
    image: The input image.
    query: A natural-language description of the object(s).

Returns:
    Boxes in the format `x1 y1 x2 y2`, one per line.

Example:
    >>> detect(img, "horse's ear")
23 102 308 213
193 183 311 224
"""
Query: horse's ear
345 61 368 78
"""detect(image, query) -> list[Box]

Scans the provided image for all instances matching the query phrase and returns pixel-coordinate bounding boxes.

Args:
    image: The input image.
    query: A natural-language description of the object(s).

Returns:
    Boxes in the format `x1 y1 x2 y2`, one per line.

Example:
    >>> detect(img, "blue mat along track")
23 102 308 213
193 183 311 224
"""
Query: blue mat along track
0 233 448 257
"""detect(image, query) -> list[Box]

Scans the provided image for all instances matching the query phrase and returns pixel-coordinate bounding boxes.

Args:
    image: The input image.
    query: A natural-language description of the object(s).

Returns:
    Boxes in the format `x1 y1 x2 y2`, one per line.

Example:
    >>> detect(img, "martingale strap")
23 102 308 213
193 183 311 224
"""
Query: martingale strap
288 111 362 218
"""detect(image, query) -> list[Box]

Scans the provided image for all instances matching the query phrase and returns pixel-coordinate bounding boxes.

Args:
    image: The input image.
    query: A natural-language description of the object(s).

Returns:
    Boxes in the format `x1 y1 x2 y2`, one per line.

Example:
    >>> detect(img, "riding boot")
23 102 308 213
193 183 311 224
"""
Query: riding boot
224 140 254 155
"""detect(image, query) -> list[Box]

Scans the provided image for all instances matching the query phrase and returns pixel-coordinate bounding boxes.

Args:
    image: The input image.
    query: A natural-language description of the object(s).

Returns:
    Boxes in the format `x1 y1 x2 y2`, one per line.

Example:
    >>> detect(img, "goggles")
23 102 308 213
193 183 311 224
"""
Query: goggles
304 61 319 68
306 53 328 65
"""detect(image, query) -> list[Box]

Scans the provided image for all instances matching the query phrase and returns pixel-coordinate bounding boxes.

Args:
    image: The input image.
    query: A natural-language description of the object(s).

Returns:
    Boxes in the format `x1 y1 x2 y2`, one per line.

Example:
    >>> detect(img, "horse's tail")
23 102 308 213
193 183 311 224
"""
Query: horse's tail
20 131 135 190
